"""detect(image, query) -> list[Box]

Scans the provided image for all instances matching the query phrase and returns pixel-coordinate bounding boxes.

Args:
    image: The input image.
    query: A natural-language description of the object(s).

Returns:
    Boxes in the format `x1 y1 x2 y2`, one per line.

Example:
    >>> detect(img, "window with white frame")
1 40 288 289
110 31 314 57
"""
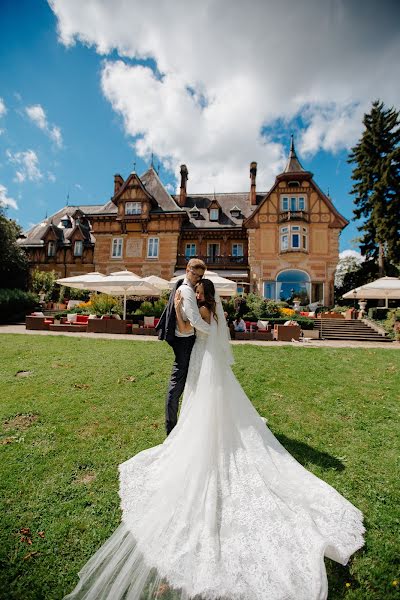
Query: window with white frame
147 237 159 258
111 237 123 258
302 227 307 250
125 201 141 215
280 226 308 252
185 243 196 258
210 208 219 221
47 241 56 257
74 240 83 257
280 195 307 211
280 226 289 251
232 243 243 257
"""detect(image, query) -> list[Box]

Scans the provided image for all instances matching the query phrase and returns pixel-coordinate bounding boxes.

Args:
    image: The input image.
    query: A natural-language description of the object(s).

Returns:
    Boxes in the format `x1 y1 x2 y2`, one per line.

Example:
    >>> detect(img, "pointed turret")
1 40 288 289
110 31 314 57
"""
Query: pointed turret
283 135 305 173
276 136 313 183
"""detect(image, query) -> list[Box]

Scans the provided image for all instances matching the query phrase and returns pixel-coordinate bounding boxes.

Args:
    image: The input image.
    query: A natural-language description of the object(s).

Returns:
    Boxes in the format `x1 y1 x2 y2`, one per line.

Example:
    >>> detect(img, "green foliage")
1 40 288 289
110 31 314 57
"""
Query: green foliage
58 285 66 303
137 301 155 316
160 288 171 302
384 308 400 340
89 293 122 316
152 298 167 317
244 293 265 319
0 288 39 322
348 100 400 269
67 287 90 301
30 269 58 301
0 208 28 289
53 312 68 320
368 307 389 321
331 305 352 314
265 300 281 317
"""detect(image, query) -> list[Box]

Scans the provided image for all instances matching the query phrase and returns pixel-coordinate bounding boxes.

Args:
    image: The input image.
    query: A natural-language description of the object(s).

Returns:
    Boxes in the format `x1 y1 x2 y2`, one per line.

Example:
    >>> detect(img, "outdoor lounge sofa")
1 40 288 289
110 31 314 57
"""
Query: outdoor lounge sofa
26 315 54 330
86 318 131 334
272 324 301 341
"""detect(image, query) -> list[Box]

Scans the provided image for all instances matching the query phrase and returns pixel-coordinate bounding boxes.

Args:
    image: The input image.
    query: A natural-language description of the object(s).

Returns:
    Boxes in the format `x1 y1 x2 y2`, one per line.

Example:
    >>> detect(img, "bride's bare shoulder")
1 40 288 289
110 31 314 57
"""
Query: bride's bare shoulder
199 305 211 323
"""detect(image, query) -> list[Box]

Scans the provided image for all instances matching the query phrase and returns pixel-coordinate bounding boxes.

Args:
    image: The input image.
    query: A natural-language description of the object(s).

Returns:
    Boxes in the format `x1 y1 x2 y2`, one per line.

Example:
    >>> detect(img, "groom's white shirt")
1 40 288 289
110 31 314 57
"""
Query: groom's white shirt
175 277 210 337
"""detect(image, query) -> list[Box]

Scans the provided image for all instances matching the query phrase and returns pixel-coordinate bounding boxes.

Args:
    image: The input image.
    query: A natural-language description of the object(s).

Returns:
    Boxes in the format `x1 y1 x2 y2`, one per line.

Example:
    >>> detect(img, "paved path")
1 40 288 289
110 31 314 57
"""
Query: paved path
1 324 399 349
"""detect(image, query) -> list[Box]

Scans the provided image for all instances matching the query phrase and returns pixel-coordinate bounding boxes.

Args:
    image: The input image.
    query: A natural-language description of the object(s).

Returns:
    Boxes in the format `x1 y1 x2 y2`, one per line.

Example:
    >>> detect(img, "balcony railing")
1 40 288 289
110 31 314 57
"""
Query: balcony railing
177 254 248 268
278 211 309 223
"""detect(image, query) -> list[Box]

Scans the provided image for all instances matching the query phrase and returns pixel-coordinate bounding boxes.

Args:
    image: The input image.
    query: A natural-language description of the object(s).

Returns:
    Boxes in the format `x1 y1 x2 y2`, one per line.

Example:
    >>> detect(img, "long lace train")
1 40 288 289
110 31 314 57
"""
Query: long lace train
65 321 364 600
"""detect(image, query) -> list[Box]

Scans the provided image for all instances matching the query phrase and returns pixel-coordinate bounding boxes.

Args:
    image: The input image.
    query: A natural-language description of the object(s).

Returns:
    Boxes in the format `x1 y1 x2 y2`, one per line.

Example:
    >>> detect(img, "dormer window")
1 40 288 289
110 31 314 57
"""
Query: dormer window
189 205 201 219
210 208 219 221
230 206 241 218
60 215 72 228
74 240 83 257
288 181 300 187
47 241 56 257
125 201 141 215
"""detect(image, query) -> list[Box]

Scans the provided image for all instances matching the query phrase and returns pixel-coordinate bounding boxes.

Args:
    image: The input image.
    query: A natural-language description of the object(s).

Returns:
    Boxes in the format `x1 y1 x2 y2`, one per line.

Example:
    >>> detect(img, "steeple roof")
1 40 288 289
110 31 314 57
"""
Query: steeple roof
283 135 306 173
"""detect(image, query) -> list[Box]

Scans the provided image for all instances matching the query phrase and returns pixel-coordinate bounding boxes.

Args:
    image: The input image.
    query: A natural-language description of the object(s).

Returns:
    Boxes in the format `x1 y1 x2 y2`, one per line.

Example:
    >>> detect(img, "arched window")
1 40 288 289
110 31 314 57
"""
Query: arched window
276 269 310 303
263 269 311 303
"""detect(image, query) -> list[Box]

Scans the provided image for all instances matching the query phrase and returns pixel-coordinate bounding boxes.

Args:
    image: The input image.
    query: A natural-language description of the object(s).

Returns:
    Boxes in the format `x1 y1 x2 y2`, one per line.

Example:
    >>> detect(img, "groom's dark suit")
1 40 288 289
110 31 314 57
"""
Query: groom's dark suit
156 278 209 435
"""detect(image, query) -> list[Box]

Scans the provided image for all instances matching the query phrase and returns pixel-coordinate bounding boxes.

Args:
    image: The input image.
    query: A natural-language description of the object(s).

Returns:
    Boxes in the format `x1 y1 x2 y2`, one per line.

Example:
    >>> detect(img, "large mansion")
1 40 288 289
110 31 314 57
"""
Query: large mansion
19 139 348 305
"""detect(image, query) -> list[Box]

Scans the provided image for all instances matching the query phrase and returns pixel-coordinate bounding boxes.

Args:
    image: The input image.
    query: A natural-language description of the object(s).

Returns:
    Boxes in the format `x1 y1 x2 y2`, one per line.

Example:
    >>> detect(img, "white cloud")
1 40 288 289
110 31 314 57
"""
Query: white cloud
0 184 18 210
48 172 56 182
339 249 365 262
0 98 6 118
75 183 82 190
6 149 43 183
49 0 400 190
25 104 63 148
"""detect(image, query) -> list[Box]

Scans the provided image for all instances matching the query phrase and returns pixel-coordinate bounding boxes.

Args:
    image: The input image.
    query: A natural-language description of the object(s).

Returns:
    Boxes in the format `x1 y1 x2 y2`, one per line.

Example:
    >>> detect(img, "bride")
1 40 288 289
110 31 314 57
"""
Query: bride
65 279 364 600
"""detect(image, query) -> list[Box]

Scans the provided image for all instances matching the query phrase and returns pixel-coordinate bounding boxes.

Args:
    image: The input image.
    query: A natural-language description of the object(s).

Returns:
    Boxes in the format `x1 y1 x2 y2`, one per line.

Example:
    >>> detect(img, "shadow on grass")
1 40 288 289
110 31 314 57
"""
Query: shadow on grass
275 433 345 472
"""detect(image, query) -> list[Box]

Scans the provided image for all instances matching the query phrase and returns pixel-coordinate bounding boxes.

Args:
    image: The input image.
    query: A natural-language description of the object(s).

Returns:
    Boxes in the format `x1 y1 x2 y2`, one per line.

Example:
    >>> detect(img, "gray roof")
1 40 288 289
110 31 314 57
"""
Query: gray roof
175 193 264 230
141 167 181 212
19 205 99 247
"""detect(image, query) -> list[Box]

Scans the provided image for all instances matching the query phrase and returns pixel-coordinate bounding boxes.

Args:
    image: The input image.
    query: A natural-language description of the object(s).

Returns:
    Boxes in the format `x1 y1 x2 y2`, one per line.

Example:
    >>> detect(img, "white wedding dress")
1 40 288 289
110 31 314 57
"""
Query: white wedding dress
65 301 364 600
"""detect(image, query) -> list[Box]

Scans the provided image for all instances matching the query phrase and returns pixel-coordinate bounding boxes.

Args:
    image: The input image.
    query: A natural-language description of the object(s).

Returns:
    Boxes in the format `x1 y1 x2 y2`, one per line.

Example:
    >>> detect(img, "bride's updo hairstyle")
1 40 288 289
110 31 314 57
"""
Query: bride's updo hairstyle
197 278 218 322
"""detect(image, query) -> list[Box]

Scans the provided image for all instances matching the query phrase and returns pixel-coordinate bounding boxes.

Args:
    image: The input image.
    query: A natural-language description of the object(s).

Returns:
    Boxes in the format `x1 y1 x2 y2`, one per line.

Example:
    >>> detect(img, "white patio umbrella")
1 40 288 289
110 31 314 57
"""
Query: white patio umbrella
342 276 400 308
83 270 161 319
56 272 106 289
169 270 237 296
142 275 170 291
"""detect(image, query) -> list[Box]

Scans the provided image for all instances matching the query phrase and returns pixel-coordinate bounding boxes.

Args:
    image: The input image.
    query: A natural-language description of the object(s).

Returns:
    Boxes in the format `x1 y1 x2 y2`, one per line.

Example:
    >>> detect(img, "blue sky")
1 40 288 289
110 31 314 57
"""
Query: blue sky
1 0 399 253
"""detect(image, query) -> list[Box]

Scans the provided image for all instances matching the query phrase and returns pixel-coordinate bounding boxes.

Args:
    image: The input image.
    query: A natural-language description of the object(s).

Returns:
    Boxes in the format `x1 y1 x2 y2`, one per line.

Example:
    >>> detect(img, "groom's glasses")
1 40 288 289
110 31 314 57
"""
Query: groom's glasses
189 268 204 281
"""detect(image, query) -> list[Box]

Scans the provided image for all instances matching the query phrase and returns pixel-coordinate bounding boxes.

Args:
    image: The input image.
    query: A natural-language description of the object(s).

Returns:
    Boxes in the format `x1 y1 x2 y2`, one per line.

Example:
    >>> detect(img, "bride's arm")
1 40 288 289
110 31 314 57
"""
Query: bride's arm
199 306 211 324
174 290 193 333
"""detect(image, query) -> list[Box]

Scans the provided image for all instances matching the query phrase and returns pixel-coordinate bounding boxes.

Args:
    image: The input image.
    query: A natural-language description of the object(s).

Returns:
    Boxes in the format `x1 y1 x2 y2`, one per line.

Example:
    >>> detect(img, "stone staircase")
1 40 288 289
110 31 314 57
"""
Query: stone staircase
314 318 391 342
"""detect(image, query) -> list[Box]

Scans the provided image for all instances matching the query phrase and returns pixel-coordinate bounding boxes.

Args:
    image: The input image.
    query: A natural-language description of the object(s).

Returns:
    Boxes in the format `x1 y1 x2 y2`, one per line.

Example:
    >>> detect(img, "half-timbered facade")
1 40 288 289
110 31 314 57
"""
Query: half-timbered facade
20 139 348 305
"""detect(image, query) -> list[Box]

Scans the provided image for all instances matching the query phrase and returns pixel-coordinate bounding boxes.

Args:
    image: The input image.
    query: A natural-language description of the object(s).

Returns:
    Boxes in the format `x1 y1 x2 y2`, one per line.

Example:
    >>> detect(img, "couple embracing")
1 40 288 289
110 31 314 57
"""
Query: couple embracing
65 259 364 600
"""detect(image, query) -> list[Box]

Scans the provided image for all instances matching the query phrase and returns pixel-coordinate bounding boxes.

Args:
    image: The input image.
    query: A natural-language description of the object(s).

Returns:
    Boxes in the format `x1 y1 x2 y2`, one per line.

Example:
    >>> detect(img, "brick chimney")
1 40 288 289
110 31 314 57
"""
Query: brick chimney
114 174 124 196
179 164 188 207
250 161 257 205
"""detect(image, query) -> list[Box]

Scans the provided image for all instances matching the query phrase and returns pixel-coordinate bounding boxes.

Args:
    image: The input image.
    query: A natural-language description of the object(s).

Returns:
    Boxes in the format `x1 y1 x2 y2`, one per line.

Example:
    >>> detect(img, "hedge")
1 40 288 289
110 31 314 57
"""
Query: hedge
0 288 40 323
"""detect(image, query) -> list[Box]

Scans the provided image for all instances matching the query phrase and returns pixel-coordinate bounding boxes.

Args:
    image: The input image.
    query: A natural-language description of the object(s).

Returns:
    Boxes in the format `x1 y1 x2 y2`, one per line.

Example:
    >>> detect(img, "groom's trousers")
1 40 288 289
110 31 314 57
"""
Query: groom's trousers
166 335 196 435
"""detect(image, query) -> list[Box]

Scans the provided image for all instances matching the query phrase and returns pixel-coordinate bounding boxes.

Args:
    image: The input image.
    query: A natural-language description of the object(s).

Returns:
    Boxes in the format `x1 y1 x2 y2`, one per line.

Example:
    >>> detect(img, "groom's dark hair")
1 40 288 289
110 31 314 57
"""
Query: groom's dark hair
197 278 217 322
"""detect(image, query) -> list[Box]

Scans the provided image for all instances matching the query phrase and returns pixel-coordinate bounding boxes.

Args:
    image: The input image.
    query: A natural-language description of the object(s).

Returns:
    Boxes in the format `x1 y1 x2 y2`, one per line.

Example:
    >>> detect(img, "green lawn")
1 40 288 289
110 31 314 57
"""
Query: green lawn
0 334 399 600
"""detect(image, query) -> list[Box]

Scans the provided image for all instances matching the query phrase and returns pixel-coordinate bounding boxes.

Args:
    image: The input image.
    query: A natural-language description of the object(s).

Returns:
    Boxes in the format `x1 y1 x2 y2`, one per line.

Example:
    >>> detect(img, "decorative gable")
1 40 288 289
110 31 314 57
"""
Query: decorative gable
111 172 157 220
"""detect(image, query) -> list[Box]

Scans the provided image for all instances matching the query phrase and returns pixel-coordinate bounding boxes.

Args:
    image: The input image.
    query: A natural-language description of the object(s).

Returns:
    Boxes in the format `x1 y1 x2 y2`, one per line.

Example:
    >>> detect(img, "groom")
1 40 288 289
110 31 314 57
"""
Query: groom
157 258 210 435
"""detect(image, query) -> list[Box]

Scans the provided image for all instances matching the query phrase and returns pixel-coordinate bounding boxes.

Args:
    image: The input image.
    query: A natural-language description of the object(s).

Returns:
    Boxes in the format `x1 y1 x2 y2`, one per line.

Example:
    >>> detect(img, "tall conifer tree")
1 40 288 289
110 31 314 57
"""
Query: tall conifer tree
348 100 400 274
